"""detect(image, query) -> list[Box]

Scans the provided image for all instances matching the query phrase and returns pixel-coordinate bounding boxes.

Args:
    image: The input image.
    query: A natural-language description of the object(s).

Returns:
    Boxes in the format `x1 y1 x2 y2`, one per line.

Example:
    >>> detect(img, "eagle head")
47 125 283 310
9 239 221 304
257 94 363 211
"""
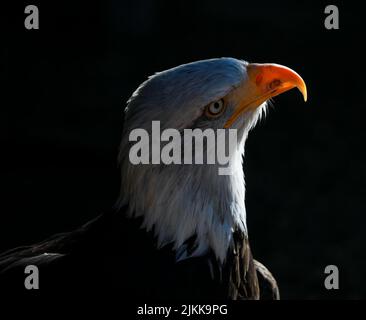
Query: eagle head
117 58 306 263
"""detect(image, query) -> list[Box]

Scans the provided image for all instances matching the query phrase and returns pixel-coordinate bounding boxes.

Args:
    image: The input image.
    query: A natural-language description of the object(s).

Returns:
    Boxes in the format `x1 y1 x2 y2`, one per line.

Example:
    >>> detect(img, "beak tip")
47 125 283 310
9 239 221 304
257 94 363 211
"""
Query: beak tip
301 87 308 102
297 81 307 103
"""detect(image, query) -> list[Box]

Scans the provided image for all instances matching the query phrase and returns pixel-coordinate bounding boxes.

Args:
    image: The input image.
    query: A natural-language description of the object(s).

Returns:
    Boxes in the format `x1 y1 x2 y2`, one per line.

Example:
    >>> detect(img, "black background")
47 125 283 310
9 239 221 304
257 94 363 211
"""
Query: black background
1 0 365 299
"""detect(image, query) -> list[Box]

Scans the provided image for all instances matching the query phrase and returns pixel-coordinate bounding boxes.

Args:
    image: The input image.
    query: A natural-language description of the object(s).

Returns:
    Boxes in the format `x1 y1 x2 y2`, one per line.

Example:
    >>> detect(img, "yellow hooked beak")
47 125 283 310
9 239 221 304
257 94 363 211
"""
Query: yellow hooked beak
224 63 307 128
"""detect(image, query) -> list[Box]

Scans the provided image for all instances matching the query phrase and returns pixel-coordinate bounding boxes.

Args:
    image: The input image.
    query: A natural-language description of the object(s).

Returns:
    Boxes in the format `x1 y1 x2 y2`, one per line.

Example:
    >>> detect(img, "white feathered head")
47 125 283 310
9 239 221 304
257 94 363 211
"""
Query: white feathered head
117 58 306 263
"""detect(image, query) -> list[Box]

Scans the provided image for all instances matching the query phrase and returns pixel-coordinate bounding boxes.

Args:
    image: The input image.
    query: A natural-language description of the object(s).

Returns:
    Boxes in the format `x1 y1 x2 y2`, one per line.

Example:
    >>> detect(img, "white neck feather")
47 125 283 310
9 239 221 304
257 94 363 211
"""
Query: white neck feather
117 105 266 264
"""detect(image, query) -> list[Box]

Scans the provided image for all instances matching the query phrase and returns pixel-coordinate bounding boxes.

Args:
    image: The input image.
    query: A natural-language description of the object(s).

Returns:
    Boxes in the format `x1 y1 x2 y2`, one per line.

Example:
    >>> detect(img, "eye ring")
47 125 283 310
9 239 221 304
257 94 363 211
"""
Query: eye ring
205 99 226 118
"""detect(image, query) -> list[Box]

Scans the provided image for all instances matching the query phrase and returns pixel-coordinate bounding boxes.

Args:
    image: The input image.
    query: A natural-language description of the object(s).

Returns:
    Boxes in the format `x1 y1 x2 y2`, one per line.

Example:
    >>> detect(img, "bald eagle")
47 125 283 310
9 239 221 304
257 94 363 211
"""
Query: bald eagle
0 58 306 300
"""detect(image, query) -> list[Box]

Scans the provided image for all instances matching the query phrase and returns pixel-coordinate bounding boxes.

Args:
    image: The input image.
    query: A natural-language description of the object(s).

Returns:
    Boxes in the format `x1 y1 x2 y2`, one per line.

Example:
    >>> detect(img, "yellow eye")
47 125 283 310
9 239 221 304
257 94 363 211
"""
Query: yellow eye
205 99 226 118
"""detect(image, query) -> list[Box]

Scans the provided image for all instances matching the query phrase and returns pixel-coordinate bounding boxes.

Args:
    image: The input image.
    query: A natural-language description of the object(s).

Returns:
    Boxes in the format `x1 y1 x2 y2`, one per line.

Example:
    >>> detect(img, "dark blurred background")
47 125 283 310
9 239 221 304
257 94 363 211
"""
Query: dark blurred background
1 0 365 299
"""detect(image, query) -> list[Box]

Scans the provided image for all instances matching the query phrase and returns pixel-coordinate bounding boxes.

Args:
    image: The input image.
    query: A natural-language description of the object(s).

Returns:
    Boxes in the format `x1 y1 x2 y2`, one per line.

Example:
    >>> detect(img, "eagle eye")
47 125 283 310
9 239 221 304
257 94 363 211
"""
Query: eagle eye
205 99 226 118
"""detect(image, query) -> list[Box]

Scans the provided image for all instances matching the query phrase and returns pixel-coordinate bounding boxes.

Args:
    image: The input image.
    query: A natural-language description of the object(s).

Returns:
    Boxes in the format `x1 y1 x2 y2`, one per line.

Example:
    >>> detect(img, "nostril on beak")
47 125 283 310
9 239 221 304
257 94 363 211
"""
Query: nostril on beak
268 79 282 90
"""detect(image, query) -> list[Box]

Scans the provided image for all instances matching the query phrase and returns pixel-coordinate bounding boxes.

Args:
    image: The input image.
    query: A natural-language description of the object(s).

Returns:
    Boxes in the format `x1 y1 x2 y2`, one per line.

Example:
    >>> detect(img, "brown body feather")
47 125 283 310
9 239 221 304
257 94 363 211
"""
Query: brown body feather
0 207 279 300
